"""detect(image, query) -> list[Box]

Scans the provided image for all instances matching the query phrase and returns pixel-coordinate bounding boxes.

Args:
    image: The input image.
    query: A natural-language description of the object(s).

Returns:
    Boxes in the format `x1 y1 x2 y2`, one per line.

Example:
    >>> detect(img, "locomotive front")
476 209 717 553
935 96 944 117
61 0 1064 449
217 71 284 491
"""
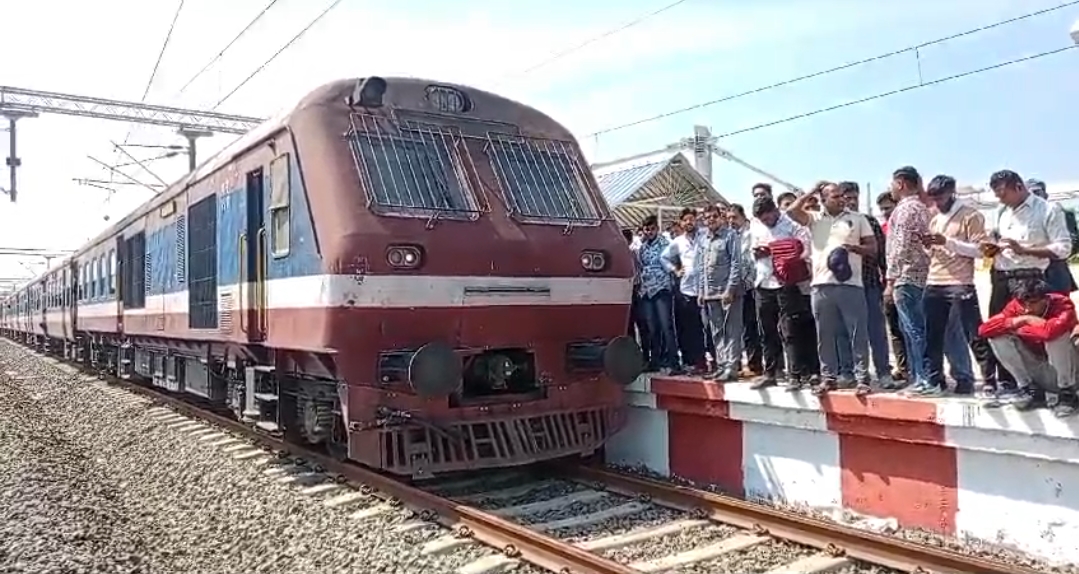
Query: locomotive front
291 78 643 477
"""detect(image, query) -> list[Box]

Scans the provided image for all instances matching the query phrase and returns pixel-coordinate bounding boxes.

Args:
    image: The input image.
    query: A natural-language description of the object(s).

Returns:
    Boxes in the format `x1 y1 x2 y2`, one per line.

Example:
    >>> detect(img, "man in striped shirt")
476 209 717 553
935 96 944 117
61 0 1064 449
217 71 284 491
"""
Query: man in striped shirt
885 166 931 393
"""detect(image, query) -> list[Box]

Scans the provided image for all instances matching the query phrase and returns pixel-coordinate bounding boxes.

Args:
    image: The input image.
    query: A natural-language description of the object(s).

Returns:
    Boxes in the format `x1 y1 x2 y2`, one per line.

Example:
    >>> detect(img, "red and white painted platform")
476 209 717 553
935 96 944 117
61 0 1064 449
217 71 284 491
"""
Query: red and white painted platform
606 375 1079 565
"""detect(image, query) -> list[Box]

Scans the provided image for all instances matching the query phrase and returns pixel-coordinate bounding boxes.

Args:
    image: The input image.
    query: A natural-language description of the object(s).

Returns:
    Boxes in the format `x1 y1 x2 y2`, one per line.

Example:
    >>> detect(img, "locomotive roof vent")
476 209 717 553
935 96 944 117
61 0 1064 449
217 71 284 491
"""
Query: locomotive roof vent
347 77 387 108
425 85 472 114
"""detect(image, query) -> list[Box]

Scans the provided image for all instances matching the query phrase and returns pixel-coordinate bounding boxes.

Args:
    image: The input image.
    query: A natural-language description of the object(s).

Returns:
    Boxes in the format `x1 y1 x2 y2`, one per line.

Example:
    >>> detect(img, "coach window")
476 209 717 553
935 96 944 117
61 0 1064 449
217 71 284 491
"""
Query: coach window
98 256 106 297
109 250 116 294
269 153 291 257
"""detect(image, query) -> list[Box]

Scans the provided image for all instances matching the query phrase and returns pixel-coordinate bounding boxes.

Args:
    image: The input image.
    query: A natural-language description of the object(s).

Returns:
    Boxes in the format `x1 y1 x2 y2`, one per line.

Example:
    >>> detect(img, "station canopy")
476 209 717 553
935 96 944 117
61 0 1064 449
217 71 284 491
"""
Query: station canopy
592 150 726 229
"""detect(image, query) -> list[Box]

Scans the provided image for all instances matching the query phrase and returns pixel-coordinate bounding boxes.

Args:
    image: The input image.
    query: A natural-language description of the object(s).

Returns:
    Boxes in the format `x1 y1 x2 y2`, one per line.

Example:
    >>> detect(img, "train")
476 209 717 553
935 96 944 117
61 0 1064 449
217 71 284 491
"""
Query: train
0 77 643 478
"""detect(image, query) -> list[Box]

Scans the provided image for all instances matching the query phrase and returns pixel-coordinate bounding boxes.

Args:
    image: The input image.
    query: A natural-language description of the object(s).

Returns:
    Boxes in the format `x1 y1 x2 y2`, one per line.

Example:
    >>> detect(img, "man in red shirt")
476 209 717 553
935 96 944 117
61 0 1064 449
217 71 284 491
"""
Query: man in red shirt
978 278 1078 417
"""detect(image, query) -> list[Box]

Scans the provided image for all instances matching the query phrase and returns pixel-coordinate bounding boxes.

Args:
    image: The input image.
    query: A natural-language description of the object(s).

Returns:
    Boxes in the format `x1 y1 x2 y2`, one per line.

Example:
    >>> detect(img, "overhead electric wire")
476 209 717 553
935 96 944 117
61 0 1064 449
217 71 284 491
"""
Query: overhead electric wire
711 44 1076 140
140 0 188 102
514 0 692 77
588 0 1079 137
110 0 187 187
213 0 345 109
177 0 282 94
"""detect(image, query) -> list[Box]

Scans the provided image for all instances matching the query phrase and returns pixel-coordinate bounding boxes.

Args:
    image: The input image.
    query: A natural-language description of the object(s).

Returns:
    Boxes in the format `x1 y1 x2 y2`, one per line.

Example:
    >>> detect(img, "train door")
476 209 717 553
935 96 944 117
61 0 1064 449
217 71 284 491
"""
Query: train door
115 236 126 333
68 262 78 349
242 168 266 342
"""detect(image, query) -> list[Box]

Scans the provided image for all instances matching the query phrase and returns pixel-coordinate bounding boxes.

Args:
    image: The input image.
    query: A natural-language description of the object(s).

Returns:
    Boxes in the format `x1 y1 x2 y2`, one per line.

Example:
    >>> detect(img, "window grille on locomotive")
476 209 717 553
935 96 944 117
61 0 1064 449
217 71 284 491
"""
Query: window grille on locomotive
347 113 484 219
485 134 604 225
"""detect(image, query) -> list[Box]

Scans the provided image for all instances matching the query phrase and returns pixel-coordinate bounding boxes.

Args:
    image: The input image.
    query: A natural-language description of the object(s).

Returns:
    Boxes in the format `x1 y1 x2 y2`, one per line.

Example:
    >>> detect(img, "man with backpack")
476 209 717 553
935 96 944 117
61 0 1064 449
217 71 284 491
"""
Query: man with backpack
747 196 820 390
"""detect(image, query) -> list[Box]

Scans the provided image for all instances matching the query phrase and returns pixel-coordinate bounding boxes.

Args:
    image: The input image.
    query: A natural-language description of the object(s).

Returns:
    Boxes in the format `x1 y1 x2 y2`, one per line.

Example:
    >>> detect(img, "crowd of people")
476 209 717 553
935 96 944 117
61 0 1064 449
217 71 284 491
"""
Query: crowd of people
627 168 1079 418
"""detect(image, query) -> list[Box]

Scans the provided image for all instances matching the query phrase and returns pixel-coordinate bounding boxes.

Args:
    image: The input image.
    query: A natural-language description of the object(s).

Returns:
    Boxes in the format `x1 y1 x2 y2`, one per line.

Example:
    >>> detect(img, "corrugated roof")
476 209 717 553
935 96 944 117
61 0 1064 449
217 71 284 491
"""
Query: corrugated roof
593 151 725 228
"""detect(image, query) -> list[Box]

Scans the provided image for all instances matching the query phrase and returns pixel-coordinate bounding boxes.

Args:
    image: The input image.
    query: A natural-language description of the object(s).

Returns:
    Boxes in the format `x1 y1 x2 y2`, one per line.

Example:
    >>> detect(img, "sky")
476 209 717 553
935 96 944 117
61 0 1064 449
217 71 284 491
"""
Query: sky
0 0 1077 285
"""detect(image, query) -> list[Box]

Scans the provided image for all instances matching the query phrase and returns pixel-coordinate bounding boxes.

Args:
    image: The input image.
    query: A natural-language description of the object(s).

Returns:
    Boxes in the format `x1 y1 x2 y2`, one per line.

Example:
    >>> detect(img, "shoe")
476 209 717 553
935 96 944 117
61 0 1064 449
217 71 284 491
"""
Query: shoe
1013 387 1044 412
854 381 872 396
891 368 908 381
902 381 926 396
836 375 856 389
1051 391 1078 418
786 376 807 392
716 368 737 382
750 374 777 390
912 385 944 398
877 374 902 391
977 386 1002 408
812 378 836 396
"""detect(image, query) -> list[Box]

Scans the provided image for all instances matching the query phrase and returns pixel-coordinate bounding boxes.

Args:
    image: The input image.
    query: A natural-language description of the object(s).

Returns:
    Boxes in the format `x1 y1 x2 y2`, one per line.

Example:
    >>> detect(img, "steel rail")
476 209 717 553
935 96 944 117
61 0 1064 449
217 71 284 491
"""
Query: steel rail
560 464 1040 574
93 375 635 574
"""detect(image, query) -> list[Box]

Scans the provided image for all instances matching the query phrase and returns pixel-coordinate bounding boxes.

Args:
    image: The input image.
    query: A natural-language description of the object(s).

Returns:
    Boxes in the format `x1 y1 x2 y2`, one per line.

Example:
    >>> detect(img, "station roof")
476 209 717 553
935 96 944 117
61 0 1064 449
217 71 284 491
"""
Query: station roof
592 151 725 229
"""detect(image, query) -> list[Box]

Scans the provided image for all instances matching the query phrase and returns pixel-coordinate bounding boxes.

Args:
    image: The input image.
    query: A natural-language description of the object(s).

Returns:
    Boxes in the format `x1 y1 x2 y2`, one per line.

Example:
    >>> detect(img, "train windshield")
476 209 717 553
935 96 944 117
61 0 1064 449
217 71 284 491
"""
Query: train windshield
349 115 482 217
487 135 601 224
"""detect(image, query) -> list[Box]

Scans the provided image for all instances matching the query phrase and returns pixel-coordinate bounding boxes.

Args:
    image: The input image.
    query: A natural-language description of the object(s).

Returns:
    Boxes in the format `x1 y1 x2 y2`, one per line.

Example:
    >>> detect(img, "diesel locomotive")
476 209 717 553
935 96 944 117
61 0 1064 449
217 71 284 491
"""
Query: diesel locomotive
0 77 643 477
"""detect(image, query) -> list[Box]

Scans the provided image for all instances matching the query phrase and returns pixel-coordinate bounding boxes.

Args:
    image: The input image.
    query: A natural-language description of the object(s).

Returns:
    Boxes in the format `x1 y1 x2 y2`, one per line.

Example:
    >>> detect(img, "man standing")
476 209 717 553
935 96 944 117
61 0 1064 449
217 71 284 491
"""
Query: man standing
632 215 682 375
698 205 744 381
1026 179 1078 295
875 191 908 381
983 170 1072 404
920 175 996 397
661 208 707 373
979 279 1078 417
752 183 773 201
787 182 877 395
777 192 798 212
840 182 897 389
729 204 763 376
749 196 819 390
885 166 931 393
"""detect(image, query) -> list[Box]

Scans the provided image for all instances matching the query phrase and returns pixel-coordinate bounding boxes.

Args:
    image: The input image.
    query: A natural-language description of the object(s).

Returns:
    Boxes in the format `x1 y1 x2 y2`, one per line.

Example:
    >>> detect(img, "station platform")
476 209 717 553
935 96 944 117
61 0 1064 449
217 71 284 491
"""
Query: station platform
606 374 1079 565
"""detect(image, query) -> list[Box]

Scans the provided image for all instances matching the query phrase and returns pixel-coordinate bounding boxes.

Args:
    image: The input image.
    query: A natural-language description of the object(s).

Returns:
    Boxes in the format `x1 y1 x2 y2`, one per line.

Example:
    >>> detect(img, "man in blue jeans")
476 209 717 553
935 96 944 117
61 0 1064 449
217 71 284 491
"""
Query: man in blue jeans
884 166 932 392
920 175 996 396
632 215 682 375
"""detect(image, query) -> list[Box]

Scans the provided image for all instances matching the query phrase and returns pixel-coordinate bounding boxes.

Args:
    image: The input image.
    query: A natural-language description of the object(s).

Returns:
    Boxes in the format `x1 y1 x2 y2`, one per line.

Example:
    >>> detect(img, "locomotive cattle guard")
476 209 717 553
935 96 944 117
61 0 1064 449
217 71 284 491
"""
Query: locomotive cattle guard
0 77 644 478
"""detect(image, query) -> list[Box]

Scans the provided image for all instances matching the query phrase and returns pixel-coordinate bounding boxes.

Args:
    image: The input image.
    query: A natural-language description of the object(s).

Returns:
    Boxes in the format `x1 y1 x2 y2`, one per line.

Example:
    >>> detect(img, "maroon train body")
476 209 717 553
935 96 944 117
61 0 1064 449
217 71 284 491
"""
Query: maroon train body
0 77 642 477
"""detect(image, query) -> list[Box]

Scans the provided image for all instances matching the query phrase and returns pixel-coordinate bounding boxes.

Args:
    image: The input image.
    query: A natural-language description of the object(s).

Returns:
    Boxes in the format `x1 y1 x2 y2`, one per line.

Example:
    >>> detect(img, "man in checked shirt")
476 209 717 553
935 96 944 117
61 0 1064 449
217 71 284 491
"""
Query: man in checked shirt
884 166 932 393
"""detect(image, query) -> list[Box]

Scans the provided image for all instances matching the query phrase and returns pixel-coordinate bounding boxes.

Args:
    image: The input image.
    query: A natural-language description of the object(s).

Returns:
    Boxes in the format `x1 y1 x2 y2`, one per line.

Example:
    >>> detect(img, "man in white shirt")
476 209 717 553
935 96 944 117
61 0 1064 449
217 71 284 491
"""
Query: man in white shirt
748 196 819 390
787 182 877 395
982 170 1073 403
661 208 708 372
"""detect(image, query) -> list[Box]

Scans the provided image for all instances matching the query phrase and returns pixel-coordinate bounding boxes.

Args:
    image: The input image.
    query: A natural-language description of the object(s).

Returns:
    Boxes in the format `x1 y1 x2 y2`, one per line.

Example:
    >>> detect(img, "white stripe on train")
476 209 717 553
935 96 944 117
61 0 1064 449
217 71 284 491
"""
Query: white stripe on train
68 274 633 318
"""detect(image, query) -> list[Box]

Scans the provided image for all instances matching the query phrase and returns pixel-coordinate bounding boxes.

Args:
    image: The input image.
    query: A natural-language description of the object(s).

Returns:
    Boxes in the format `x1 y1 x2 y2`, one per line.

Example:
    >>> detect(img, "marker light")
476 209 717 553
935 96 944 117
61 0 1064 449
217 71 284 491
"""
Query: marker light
580 250 607 271
386 245 423 269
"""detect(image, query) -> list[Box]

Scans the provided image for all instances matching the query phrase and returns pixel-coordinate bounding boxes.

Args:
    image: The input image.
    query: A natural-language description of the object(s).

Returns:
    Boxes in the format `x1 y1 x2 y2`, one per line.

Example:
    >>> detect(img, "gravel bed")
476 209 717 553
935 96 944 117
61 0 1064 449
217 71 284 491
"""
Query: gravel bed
608 463 1079 574
555 504 683 542
683 540 814 574
602 522 736 564
0 342 500 574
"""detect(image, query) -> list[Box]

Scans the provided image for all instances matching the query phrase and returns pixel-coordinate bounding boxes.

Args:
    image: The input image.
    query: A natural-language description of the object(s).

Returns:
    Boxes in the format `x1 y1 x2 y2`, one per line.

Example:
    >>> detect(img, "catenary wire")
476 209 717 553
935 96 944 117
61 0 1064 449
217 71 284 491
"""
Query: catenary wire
177 0 282 94
712 44 1076 140
213 0 345 109
513 0 692 77
110 0 187 188
140 0 188 102
587 0 1079 137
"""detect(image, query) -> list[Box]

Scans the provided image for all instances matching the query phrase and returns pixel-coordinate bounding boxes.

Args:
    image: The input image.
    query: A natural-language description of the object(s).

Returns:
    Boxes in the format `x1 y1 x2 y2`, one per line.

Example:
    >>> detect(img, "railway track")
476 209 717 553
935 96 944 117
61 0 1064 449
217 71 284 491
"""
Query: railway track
1 340 1043 574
